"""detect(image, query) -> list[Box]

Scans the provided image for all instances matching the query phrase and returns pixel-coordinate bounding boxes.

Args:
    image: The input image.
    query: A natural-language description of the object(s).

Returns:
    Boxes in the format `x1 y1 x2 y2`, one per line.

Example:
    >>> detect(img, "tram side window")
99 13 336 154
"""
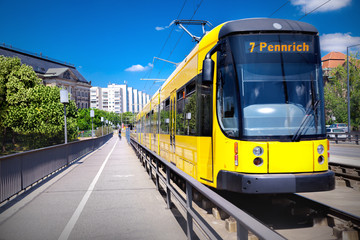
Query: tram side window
149 111 152 134
149 110 153 134
152 108 158 135
160 99 170 134
176 89 185 135
142 117 145 133
175 81 198 136
146 112 151 134
217 41 240 138
184 81 197 136
197 74 212 137
143 115 146 134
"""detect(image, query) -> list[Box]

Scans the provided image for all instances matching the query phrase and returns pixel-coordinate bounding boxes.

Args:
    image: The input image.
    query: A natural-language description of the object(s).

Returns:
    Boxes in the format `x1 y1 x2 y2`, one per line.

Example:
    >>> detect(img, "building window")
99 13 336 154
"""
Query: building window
63 71 70 79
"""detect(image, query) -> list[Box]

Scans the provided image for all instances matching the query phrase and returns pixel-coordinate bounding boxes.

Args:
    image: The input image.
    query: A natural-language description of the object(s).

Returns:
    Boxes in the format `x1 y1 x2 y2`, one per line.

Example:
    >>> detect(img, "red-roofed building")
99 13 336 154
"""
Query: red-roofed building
321 52 346 80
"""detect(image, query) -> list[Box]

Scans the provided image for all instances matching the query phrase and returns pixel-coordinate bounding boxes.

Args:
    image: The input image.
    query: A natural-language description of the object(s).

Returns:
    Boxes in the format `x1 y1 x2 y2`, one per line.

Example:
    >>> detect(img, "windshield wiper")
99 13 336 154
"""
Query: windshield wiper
291 99 320 142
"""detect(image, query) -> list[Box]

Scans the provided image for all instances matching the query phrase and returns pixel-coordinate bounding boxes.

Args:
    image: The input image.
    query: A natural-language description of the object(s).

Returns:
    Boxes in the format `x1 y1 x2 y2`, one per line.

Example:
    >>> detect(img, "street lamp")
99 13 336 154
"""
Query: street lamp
101 117 104 136
346 43 360 134
106 120 108 134
60 89 69 144
90 109 95 137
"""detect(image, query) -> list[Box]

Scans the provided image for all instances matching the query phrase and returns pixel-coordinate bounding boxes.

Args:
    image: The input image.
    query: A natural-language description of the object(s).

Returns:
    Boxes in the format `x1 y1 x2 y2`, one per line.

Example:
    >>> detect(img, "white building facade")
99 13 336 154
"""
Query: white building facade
90 87 102 109
90 84 150 113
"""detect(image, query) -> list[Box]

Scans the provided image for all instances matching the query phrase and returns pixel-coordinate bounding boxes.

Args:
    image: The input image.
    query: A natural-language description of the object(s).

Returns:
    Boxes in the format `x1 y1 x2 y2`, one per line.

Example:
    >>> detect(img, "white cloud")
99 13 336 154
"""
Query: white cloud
125 63 153 72
155 26 165 31
155 25 170 31
155 22 174 31
291 0 351 13
320 33 360 53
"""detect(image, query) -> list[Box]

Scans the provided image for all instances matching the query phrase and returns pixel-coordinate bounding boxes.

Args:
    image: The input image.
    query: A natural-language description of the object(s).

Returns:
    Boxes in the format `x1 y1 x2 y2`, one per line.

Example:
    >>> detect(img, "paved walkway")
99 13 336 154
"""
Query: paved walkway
0 137 187 240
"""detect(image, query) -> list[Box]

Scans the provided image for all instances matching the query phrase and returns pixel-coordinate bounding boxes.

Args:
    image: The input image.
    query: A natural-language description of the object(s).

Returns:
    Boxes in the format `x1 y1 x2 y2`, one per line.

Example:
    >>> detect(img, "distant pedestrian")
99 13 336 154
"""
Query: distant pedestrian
119 128 122 140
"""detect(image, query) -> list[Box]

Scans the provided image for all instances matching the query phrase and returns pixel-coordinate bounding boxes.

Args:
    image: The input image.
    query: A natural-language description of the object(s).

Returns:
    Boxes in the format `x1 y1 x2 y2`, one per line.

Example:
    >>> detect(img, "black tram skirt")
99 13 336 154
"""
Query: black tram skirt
217 170 335 194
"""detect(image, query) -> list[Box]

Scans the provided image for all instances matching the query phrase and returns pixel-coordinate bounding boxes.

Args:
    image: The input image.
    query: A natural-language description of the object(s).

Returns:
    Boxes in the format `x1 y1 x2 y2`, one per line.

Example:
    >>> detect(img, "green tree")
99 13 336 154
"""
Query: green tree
324 53 360 130
0 56 78 152
120 112 136 125
77 108 123 131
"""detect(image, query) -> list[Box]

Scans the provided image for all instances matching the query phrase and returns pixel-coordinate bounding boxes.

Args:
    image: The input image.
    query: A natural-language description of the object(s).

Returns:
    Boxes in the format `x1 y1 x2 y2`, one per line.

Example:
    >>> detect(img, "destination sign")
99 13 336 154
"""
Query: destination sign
247 41 312 53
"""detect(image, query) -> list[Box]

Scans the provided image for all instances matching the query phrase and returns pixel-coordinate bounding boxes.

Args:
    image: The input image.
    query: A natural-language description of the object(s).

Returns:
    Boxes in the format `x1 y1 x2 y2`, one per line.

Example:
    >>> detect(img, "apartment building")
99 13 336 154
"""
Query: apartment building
90 84 150 113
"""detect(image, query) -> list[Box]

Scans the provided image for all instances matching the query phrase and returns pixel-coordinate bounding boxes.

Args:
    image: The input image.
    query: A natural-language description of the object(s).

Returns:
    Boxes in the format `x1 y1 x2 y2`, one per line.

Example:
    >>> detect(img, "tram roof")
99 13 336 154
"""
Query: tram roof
219 18 318 38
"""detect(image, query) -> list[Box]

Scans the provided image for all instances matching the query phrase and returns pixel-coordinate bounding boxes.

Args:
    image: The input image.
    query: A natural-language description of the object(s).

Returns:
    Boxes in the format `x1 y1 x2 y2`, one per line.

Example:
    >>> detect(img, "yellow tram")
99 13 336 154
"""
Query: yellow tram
132 18 335 194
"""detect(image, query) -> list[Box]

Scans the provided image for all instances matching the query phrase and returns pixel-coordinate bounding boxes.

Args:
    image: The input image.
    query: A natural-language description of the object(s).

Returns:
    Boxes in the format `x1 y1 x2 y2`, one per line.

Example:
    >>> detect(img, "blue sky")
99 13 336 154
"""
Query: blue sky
1 0 359 96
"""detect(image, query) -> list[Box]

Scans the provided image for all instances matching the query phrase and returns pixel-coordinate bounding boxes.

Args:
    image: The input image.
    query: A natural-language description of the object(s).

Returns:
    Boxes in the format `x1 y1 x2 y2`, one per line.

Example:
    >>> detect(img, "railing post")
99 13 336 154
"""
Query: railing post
166 166 171 209
155 159 159 191
186 182 194 240
148 155 152 179
142 151 145 166
237 221 248 240
356 135 359 145
335 134 338 144
141 149 144 166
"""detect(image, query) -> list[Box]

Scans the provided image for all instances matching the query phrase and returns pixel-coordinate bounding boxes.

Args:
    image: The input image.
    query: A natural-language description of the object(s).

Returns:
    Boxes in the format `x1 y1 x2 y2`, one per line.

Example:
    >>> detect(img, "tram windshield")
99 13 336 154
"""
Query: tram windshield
216 34 325 140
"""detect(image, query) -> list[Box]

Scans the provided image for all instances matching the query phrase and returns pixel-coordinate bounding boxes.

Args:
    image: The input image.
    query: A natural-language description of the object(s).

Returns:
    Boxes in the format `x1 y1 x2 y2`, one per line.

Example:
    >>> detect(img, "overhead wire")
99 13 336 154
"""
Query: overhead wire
268 1 290 18
268 0 332 20
155 0 204 79
142 0 188 92
298 0 332 20
148 0 205 93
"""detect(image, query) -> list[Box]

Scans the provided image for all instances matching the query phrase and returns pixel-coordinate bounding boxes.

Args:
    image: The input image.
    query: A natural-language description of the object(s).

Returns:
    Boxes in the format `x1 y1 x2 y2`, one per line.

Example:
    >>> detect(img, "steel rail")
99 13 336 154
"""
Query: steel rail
290 194 360 227
333 171 360 182
329 162 360 182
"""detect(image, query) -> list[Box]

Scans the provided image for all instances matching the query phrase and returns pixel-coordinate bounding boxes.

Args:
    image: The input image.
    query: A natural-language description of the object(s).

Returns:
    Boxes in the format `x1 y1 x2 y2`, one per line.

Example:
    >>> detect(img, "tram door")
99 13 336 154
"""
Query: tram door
169 90 176 164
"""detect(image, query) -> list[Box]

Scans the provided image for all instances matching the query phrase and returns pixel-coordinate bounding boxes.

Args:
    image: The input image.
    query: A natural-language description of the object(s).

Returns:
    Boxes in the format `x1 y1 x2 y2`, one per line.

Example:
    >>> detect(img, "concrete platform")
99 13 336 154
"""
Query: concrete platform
0 137 187 240
329 143 360 167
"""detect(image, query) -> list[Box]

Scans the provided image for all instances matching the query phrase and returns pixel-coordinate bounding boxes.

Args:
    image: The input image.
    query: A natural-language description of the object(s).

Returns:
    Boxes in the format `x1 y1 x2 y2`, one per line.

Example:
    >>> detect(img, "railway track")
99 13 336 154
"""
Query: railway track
287 194 360 239
205 190 360 239
329 162 360 190
160 169 360 239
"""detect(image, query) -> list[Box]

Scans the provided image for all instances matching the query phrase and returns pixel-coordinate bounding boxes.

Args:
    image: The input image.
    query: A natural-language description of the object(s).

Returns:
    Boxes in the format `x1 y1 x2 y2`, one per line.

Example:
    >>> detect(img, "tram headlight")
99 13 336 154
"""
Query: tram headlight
317 145 324 154
253 157 263 166
253 146 264 156
318 156 325 164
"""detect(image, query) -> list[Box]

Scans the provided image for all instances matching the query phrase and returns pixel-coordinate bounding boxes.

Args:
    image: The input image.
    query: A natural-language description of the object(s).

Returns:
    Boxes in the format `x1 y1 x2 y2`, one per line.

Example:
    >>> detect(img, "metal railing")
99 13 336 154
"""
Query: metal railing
0 134 113 203
129 138 285 240
327 132 359 145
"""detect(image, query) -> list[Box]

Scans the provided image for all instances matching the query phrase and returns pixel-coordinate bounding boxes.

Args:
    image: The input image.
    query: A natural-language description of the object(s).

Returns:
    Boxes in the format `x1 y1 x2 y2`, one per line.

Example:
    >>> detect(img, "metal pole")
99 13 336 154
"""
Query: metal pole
186 182 194 239
64 104 67 144
346 43 360 135
166 167 171 209
347 47 351 135
237 222 248 240
92 117 94 138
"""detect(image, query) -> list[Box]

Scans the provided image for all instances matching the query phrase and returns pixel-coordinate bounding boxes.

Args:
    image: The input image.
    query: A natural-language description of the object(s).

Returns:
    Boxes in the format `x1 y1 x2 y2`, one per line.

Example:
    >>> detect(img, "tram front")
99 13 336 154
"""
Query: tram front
203 19 335 193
